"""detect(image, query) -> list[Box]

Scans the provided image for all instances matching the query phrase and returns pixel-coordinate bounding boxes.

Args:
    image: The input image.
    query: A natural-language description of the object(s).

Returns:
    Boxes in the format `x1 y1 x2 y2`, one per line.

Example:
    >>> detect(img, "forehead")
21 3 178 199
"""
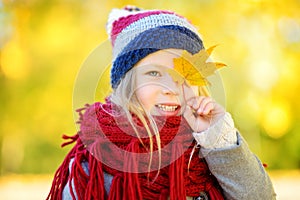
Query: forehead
134 49 184 68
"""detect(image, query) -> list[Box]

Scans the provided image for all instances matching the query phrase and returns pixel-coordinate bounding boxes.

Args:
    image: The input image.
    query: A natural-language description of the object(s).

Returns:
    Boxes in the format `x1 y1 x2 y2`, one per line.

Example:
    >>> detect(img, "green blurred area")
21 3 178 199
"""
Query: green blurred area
0 0 300 175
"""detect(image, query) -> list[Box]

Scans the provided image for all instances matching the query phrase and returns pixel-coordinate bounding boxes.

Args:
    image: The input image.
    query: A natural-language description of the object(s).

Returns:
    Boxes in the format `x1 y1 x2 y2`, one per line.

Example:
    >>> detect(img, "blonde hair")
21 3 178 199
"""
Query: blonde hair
110 69 162 174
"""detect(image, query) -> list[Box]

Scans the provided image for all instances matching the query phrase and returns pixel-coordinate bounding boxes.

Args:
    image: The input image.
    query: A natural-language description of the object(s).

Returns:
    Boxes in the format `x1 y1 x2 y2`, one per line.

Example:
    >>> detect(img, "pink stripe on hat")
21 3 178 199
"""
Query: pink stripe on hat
111 10 178 45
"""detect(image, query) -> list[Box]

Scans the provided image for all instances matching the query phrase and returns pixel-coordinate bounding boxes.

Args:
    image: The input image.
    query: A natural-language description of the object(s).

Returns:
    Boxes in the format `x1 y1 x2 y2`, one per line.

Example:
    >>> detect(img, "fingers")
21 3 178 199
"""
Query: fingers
183 105 207 132
183 96 225 132
186 96 215 115
198 99 215 115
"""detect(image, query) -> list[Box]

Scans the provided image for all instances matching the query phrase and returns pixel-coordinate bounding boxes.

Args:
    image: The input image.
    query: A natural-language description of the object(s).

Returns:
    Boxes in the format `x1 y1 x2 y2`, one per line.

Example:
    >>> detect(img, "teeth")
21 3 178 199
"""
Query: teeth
157 105 178 112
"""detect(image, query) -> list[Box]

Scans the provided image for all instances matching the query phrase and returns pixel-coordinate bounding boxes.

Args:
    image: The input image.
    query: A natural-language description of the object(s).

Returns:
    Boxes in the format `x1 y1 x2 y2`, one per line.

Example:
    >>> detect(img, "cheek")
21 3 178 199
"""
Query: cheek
135 85 158 110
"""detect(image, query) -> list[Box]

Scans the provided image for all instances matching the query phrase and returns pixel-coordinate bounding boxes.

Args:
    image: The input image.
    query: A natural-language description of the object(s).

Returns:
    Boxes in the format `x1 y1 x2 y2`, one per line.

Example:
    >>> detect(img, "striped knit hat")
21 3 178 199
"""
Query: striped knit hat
107 6 204 88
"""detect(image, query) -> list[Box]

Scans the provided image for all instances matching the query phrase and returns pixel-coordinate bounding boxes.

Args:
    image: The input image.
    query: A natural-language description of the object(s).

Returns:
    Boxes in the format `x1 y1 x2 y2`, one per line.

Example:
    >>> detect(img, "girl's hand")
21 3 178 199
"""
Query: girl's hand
182 86 225 132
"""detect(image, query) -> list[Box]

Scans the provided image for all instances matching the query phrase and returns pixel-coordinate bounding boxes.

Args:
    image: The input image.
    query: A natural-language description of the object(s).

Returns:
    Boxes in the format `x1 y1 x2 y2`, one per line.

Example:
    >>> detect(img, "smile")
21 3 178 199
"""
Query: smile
156 104 179 112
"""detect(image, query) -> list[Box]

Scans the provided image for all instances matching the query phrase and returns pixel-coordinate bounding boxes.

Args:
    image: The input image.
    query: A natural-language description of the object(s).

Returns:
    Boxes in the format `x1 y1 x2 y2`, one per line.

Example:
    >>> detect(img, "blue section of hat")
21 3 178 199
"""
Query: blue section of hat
111 25 204 88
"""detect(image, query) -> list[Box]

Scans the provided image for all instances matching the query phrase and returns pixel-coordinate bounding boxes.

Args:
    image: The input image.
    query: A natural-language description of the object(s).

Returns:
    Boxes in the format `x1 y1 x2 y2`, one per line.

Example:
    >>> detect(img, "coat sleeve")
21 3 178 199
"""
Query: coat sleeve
62 159 90 200
62 159 113 200
201 133 277 200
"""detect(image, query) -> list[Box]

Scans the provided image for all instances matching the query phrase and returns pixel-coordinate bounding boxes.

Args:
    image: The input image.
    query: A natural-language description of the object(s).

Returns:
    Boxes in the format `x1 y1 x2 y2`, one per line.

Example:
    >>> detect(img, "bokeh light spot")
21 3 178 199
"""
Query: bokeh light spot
248 60 279 91
1 38 29 79
262 101 291 138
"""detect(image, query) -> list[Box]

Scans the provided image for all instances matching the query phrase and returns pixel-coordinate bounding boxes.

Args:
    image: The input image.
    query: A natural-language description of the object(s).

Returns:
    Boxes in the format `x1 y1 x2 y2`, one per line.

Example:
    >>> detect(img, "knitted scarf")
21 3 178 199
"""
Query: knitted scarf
46 101 224 200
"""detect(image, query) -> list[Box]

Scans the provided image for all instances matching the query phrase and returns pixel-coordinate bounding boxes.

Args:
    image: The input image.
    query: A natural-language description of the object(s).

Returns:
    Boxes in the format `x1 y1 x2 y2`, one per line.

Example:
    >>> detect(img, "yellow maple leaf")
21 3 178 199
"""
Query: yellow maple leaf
166 68 185 85
169 45 226 86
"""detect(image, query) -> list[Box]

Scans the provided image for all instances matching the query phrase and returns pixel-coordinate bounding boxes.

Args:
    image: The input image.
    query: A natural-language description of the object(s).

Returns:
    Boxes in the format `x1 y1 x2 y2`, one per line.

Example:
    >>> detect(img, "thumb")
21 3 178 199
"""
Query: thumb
183 105 196 129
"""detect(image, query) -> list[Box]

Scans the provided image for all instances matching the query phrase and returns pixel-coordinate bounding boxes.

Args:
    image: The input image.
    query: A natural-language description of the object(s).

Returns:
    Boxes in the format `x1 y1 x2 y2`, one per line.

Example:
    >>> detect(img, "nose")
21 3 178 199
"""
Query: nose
161 75 180 96
162 88 178 95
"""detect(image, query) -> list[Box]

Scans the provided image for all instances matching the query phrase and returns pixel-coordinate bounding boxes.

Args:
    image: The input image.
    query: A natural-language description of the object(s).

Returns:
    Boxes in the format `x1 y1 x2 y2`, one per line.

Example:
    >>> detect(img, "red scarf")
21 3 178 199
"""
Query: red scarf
47 101 224 200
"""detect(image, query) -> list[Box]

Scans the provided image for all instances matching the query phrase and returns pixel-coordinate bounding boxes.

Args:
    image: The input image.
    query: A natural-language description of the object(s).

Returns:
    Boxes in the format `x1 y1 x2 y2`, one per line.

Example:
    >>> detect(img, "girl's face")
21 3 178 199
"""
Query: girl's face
134 49 198 116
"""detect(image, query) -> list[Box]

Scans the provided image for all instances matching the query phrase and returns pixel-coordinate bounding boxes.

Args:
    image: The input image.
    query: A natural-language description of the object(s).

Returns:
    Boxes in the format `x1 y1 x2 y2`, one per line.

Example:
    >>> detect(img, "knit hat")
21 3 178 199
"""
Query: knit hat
106 6 204 88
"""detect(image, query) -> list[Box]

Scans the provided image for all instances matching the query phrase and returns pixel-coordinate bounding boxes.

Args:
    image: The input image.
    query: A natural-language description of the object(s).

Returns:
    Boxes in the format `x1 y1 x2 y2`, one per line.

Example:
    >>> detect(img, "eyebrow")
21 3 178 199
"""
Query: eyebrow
136 64 169 70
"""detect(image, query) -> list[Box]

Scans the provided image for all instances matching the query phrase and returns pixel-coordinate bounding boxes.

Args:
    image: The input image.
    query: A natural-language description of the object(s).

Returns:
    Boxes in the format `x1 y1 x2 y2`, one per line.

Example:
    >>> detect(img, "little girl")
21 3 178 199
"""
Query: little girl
47 6 276 200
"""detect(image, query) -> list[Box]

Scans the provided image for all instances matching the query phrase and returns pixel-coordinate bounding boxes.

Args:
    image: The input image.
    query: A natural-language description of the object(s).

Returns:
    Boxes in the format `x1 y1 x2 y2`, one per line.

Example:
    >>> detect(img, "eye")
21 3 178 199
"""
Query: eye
147 71 161 77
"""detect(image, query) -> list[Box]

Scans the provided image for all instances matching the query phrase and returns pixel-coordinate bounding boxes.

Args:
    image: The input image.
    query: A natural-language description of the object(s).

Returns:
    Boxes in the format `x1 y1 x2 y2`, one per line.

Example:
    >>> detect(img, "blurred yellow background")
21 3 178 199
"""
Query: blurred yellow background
0 0 300 199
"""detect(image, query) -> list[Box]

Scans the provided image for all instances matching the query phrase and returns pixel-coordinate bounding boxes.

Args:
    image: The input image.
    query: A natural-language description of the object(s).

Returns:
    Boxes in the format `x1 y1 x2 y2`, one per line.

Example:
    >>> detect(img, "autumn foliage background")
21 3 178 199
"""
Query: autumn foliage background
0 0 300 198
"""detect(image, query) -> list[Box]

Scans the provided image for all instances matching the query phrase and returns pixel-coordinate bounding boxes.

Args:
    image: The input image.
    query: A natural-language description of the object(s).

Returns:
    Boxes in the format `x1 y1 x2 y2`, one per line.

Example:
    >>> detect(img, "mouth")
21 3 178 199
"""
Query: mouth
155 104 181 113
